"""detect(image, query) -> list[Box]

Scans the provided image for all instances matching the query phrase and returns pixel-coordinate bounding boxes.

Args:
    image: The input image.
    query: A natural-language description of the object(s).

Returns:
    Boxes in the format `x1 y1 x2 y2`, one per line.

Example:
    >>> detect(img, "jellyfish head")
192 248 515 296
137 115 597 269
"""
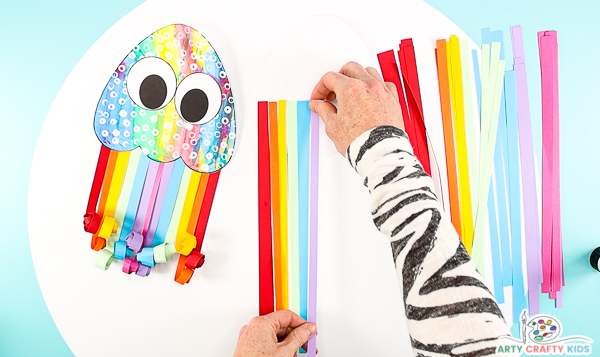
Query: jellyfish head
94 24 235 173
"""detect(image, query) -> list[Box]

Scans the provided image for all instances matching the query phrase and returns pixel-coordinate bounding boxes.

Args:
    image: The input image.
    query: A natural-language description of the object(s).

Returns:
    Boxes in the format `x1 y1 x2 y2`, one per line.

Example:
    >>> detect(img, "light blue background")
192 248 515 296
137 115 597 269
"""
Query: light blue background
423 0 600 345
0 0 597 355
0 1 145 355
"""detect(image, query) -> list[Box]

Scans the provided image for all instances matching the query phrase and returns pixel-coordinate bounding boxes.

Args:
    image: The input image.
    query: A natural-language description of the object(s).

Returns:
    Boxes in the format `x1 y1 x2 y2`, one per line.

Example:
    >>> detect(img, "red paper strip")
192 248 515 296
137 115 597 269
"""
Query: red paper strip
175 172 220 284
377 50 411 133
398 39 431 175
83 145 111 233
258 101 275 315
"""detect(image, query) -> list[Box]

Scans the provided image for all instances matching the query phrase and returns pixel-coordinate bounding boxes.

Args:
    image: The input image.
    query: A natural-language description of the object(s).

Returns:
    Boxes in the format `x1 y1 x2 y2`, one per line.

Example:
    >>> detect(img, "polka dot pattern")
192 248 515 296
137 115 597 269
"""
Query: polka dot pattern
94 24 236 173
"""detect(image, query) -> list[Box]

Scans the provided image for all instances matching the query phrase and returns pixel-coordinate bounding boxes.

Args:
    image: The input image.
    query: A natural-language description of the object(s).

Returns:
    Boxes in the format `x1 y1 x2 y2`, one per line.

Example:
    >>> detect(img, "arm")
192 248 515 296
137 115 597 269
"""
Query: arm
347 126 510 356
311 62 513 356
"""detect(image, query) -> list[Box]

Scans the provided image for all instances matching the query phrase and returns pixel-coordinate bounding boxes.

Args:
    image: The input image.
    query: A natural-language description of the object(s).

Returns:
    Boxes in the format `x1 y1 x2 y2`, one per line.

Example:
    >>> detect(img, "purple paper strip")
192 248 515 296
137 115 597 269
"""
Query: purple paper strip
306 111 319 357
511 25 541 315
143 161 175 248
131 160 161 235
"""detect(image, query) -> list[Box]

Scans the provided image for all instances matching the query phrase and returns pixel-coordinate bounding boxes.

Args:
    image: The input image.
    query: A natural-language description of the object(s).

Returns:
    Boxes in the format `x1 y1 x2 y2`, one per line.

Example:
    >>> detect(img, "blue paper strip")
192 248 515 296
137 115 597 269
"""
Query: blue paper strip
482 28 512 289
494 118 512 288
118 154 150 243
472 50 482 120
297 101 311 321
492 29 527 322
505 70 527 321
153 160 185 246
488 179 504 303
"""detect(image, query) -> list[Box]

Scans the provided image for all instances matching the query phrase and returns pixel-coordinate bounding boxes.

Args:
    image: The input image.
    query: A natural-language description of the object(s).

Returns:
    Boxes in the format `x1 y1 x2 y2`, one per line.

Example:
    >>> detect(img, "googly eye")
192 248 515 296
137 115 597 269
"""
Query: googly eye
126 57 176 110
174 73 223 125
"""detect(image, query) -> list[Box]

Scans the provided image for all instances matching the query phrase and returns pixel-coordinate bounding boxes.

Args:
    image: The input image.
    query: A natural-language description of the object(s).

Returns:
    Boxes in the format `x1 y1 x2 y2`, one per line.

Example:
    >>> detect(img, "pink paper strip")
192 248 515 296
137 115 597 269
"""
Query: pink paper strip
142 163 165 237
539 30 562 303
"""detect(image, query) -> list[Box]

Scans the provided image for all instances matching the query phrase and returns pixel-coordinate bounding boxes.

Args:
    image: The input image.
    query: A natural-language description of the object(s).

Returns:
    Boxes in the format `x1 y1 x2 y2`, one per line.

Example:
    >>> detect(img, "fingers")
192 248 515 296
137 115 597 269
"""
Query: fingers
309 100 337 124
310 71 348 100
385 82 399 102
238 325 247 338
279 323 317 355
339 61 372 81
266 309 307 331
365 66 384 82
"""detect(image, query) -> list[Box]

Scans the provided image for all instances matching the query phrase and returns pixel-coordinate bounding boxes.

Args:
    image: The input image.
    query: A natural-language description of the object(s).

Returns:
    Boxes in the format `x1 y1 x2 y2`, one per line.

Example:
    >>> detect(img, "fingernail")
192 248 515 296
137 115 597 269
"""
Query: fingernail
307 324 317 335
309 101 317 110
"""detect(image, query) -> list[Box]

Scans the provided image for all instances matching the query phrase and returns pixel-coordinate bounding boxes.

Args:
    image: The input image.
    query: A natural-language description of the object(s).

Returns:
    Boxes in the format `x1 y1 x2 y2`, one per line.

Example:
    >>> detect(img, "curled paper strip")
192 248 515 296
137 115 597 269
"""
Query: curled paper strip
83 24 231 283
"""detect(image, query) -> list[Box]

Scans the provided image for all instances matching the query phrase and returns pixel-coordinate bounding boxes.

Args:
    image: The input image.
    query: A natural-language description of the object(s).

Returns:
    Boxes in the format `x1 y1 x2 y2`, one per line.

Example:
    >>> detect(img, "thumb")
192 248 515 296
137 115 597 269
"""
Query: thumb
279 323 317 355
309 100 337 124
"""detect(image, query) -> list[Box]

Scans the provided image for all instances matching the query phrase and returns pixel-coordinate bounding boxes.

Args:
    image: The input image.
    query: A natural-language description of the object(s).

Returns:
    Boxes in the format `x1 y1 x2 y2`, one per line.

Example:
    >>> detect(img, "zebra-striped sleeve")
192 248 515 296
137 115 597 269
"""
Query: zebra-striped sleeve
346 126 516 357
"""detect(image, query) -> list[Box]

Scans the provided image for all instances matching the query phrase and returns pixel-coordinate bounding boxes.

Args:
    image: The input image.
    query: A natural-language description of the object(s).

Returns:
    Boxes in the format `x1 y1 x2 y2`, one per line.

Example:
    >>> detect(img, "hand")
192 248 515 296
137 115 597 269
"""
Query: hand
233 310 317 357
309 61 404 155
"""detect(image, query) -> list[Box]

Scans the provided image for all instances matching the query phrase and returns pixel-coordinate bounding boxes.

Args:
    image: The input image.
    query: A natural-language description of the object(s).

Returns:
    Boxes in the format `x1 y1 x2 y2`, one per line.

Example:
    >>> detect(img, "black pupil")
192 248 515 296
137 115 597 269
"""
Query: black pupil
139 74 167 109
181 89 209 123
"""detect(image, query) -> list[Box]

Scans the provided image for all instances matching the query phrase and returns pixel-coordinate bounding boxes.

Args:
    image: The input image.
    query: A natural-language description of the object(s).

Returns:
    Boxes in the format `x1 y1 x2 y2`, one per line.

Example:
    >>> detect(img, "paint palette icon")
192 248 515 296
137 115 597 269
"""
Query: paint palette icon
528 316 561 342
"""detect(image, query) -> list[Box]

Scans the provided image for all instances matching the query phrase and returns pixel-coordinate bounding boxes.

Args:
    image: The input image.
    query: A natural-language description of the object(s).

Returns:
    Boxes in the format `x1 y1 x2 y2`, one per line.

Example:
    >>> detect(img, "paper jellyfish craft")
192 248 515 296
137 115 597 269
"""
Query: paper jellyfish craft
82 24 235 284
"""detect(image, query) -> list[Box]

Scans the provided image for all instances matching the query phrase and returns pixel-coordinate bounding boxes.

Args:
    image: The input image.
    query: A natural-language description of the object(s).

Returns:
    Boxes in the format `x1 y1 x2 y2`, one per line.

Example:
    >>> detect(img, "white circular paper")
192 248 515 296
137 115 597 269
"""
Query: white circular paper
28 1 483 356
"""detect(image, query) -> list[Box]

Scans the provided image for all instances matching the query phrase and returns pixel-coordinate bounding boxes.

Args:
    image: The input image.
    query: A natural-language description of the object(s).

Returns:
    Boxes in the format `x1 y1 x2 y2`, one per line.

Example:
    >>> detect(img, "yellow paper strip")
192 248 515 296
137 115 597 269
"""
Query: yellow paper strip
104 151 131 218
448 36 474 253
175 171 201 254
460 38 479 219
277 100 289 309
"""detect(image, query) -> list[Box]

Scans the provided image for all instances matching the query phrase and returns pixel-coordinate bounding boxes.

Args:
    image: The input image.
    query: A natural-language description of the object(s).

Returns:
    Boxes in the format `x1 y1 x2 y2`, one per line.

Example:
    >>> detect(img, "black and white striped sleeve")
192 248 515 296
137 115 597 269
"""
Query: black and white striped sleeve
346 126 515 357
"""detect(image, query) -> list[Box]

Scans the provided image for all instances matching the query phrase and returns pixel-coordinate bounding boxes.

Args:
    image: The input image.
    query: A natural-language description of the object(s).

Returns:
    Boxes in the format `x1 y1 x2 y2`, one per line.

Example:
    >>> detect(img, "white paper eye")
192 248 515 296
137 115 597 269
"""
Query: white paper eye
126 57 176 110
174 73 222 125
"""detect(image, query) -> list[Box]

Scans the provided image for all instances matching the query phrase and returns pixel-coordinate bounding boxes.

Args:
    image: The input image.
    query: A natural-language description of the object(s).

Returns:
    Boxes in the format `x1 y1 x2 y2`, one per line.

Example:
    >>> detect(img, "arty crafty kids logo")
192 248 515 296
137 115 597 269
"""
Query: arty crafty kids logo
498 310 593 355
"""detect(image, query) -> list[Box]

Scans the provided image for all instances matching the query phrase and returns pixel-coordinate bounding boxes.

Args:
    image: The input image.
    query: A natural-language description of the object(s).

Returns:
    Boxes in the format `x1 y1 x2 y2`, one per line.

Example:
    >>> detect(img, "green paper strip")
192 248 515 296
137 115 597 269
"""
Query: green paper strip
473 46 506 275
109 148 142 252
164 167 193 247
286 100 300 315
95 249 114 270
479 44 491 182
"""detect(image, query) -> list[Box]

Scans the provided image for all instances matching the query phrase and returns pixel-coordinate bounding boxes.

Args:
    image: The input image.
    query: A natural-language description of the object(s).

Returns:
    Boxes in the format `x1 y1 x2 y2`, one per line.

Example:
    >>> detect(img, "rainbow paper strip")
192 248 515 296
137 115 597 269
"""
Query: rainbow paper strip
258 100 319 351
84 145 219 282
371 25 562 326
